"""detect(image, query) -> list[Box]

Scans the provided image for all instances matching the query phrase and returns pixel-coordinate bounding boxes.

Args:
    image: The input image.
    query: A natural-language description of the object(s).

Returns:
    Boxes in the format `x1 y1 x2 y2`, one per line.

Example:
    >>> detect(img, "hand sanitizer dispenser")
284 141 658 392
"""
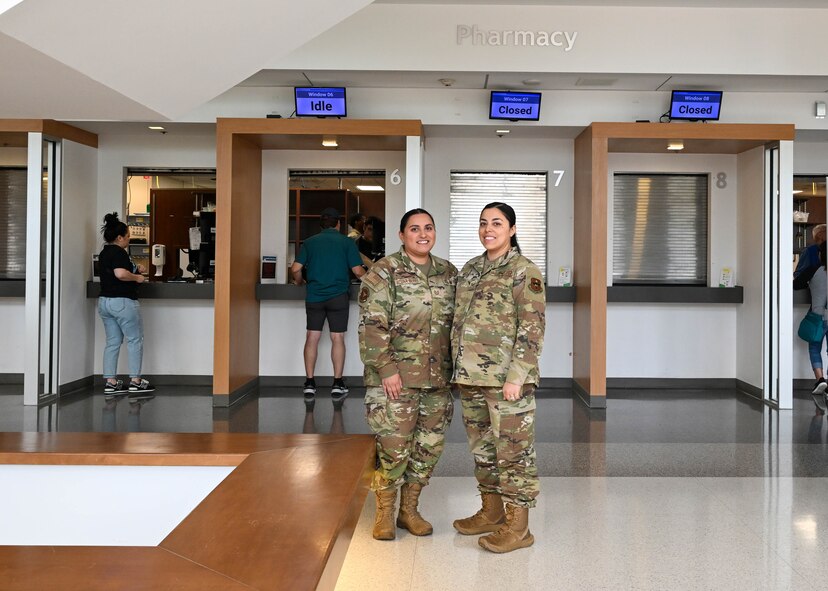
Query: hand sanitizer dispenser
152 244 166 277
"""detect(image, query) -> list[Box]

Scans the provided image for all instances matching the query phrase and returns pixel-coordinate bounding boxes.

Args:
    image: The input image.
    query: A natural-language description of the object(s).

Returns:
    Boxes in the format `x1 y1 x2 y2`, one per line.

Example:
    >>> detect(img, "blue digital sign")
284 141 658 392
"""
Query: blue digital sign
295 87 347 117
489 91 542 121
669 91 723 121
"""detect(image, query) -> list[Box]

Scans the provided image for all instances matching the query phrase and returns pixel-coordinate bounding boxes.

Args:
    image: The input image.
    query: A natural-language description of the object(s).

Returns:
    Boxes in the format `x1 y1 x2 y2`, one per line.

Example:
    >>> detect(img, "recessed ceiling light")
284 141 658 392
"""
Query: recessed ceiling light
495 129 510 134
356 185 384 191
793 190 804 194
667 140 684 151
322 137 338 148
148 126 165 130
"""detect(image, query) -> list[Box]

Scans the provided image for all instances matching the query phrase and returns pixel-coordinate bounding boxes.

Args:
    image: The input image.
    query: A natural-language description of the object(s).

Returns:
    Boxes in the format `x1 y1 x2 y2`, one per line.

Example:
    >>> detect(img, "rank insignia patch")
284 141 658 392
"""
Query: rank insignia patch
529 277 543 294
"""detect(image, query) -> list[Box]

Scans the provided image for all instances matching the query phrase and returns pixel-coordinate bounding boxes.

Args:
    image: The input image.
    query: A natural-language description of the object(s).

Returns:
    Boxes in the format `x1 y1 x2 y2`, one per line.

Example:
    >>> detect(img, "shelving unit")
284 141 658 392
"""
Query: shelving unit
287 188 358 278
127 213 150 274
793 176 826 258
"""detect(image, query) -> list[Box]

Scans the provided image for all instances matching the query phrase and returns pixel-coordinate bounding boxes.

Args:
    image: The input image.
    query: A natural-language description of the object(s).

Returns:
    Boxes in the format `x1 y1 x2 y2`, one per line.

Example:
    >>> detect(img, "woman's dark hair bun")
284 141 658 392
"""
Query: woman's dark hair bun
101 212 128 242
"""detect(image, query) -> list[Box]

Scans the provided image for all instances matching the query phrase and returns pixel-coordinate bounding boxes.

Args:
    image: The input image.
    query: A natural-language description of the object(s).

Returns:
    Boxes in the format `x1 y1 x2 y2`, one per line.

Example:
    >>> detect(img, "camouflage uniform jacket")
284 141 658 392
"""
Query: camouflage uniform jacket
359 248 458 388
451 247 546 387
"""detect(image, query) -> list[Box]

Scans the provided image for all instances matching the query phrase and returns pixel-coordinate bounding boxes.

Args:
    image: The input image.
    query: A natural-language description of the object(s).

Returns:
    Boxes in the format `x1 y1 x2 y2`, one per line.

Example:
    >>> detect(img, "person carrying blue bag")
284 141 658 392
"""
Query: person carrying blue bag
805 241 828 412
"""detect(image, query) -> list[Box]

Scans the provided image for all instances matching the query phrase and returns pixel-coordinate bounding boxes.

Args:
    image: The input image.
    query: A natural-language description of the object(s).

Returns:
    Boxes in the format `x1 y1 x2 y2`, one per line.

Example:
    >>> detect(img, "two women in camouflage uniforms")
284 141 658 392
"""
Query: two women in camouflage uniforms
359 209 457 540
451 202 545 553
359 203 544 553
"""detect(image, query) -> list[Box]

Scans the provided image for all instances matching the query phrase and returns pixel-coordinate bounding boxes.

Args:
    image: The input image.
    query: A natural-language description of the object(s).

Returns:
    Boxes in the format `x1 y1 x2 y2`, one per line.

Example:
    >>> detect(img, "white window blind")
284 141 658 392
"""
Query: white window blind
0 167 45 280
613 173 708 285
449 172 547 280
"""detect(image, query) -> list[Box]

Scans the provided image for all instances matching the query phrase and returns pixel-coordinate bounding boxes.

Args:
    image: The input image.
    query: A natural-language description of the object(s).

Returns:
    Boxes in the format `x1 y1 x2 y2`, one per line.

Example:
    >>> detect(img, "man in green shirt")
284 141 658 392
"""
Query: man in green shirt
291 208 366 402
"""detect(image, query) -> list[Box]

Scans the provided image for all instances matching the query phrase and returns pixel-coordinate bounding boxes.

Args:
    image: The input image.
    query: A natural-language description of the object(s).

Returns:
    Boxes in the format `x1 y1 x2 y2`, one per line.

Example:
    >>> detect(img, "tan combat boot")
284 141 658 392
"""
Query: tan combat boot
452 493 506 535
478 504 534 553
373 489 397 540
396 483 433 536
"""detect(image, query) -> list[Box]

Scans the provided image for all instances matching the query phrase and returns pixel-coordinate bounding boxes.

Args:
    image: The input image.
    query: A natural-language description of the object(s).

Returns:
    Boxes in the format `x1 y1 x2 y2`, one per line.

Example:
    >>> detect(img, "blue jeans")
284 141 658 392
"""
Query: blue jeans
98 297 143 379
808 320 828 369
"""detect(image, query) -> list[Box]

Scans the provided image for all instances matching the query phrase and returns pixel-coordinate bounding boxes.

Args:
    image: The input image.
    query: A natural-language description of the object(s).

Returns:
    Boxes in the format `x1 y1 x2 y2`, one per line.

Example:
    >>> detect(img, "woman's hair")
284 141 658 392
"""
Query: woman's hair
482 201 520 252
399 208 434 232
349 212 365 228
100 212 128 243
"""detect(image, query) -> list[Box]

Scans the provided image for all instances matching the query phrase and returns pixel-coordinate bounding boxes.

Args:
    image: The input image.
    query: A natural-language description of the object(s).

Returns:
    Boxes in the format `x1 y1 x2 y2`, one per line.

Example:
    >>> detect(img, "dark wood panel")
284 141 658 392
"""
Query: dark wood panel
150 188 209 279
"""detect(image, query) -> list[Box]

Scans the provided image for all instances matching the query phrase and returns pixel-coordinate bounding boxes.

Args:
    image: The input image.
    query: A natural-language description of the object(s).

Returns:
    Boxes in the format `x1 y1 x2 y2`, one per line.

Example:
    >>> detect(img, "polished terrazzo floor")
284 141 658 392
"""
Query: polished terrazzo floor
336 476 827 591
2 385 828 589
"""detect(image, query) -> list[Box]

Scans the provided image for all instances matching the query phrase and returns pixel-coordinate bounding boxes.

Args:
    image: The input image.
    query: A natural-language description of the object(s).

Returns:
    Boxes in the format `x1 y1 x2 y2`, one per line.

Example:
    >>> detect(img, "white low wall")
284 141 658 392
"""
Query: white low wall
259 300 574 379
0 299 25 374
0 465 233 546
93 300 214 376
607 304 738 379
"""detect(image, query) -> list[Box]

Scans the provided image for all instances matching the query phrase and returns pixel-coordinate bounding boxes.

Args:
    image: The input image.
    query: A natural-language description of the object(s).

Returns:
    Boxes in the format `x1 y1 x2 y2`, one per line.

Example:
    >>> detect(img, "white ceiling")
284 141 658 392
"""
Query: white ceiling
240 70 828 94
0 0 374 120
0 0 826 123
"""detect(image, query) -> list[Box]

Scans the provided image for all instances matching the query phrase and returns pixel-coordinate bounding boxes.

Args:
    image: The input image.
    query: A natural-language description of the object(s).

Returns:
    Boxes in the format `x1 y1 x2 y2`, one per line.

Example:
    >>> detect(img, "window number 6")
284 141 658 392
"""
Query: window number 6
553 170 565 187
390 169 402 186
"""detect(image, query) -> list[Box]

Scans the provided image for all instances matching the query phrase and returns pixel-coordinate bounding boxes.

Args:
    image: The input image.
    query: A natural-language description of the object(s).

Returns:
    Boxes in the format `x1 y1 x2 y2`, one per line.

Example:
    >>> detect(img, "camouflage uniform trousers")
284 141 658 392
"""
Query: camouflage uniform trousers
457 384 539 508
365 386 454 491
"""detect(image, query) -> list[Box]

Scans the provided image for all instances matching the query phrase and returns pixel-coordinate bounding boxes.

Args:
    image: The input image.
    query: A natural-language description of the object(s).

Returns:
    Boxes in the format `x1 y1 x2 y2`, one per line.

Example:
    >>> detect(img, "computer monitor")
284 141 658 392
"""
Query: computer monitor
669 90 723 121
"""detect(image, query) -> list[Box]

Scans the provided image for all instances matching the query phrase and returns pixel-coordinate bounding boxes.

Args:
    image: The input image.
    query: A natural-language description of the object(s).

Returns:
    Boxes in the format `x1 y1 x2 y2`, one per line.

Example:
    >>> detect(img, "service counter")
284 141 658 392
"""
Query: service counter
85 281 214 300
82 281 747 304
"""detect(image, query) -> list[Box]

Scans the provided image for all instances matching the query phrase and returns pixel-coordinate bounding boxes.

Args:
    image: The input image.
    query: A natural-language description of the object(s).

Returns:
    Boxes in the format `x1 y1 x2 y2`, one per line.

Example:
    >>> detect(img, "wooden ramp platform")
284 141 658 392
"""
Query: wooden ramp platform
0 433 375 590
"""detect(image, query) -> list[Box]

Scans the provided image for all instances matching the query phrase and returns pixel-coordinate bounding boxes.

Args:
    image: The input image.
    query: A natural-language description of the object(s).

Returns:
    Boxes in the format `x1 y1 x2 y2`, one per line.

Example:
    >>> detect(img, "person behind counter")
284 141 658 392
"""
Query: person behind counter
97 213 155 399
795 224 827 282
359 208 457 540
807 242 828 411
451 201 545 554
291 207 366 402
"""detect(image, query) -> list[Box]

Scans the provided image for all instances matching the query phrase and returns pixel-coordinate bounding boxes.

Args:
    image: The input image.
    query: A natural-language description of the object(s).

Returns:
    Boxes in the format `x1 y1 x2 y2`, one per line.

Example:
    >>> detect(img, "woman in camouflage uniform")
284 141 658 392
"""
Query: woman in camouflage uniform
359 209 457 541
451 201 546 553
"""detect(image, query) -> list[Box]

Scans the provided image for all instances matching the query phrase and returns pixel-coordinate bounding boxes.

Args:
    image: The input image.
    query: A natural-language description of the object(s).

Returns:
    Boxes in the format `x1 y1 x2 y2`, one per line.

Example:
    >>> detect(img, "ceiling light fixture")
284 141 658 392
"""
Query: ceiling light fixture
148 126 165 131
322 137 338 148
816 101 826 119
355 185 384 191
495 129 510 134
793 190 804 194
522 79 541 86
667 140 684 151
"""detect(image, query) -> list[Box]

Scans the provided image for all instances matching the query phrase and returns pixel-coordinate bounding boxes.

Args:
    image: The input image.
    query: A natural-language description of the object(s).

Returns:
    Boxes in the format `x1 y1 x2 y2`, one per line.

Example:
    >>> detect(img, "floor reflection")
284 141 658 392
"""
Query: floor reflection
1 386 827 444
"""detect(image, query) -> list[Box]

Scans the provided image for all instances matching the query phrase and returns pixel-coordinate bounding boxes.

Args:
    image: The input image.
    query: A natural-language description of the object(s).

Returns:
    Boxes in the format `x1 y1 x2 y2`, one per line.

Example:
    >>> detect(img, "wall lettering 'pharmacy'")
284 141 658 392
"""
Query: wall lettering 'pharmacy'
457 25 578 51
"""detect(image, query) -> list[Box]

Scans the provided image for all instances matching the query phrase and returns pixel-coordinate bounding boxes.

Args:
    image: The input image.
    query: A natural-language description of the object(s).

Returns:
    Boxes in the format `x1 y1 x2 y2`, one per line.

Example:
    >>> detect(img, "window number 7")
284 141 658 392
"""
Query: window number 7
552 170 565 187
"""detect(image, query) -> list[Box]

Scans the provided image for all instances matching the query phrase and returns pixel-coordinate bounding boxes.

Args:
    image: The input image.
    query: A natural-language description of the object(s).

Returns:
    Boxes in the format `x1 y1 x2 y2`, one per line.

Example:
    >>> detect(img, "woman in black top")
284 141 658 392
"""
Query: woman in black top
97 213 155 398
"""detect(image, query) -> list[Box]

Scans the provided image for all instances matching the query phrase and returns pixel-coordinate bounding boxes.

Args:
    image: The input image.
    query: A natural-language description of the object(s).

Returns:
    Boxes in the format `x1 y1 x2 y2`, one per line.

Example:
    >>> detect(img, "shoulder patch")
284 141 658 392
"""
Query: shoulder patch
362 272 383 290
529 277 543 294
359 287 370 303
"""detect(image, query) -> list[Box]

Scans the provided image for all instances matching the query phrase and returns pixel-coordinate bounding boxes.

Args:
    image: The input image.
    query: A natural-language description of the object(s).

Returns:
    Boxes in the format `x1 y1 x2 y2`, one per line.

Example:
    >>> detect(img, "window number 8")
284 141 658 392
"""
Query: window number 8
716 172 727 189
